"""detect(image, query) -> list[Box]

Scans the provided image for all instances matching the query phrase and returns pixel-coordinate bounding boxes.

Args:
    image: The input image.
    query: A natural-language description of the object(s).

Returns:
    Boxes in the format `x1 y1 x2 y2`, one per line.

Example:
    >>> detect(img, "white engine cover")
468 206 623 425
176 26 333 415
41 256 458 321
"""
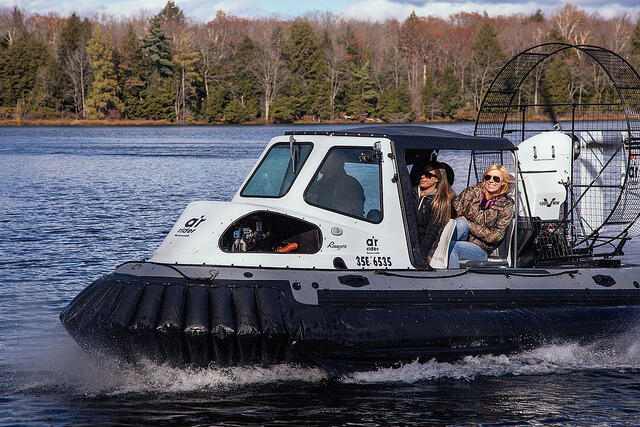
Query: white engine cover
517 131 572 220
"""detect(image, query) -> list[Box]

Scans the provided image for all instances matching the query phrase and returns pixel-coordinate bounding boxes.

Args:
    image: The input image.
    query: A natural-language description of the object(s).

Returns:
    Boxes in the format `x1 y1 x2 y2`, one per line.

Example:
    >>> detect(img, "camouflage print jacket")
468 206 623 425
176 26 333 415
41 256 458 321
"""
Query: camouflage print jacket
453 183 515 253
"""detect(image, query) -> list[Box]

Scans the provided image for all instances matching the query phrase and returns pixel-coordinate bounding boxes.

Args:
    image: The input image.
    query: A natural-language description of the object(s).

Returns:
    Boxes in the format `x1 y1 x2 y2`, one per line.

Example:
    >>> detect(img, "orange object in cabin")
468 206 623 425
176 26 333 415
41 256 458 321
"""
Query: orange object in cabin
277 242 298 253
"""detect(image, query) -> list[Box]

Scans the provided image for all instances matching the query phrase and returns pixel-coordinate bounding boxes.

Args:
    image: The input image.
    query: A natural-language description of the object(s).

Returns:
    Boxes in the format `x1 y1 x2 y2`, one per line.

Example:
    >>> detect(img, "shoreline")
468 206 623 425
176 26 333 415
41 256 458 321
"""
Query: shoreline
0 118 544 128
0 115 588 127
0 118 464 127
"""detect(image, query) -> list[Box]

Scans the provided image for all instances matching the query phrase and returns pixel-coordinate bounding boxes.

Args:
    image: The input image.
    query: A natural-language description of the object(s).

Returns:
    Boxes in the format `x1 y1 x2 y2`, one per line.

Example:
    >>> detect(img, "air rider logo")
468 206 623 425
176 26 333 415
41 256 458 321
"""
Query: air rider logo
175 215 206 237
366 236 379 254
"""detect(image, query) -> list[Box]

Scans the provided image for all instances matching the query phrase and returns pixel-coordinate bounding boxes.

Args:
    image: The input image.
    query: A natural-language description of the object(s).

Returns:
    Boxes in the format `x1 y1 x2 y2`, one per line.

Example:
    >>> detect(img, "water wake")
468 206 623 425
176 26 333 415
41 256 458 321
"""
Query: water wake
12 331 640 396
344 332 640 384
13 341 327 396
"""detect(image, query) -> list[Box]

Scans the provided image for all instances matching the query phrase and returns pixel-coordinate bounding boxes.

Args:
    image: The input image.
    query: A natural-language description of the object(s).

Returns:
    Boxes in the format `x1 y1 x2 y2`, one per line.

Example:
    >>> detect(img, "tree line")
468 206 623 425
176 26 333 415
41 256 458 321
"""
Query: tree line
1 2 640 124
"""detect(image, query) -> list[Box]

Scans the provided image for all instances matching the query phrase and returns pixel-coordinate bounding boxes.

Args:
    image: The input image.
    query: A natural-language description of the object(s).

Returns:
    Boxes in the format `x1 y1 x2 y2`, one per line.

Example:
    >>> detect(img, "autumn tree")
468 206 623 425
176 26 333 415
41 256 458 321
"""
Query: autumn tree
0 4 637 123
173 29 199 123
117 23 145 118
87 25 122 119
27 12 66 50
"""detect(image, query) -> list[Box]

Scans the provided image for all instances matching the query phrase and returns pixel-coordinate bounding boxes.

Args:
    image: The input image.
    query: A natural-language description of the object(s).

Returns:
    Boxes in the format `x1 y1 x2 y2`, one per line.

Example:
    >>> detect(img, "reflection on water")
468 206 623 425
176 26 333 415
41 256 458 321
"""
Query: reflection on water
1 124 640 425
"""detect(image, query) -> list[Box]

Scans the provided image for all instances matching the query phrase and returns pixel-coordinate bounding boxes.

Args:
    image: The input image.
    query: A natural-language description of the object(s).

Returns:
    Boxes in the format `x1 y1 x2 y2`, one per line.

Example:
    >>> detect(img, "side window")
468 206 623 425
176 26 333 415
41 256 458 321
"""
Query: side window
305 147 382 223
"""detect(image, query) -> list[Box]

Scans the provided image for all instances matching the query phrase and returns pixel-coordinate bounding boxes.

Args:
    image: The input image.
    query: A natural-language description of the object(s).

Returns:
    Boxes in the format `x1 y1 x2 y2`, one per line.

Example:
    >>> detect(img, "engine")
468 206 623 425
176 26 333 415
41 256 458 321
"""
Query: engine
517 131 573 220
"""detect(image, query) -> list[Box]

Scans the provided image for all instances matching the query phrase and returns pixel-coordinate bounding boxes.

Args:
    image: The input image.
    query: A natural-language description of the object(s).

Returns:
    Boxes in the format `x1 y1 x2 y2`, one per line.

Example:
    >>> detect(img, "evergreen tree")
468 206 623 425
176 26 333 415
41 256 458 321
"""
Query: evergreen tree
541 57 570 113
225 36 259 123
439 65 463 118
224 99 252 123
0 35 49 115
140 78 175 120
529 9 545 23
157 0 185 26
470 21 506 111
377 87 413 122
345 59 377 118
421 67 438 120
143 15 174 80
39 57 71 116
87 26 123 119
202 84 229 123
278 19 329 121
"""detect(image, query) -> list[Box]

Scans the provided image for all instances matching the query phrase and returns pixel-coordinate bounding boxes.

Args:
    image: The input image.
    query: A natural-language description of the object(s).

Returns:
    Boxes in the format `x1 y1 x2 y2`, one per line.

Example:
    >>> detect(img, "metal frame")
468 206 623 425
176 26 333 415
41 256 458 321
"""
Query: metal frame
474 43 640 265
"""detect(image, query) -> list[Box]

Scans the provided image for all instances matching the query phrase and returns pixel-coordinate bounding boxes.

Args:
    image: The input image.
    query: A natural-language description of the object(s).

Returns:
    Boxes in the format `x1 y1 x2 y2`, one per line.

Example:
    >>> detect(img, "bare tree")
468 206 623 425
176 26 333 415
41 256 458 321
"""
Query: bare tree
193 12 243 101
68 48 90 118
0 6 26 45
552 4 591 46
248 20 287 124
319 13 348 118
26 12 65 50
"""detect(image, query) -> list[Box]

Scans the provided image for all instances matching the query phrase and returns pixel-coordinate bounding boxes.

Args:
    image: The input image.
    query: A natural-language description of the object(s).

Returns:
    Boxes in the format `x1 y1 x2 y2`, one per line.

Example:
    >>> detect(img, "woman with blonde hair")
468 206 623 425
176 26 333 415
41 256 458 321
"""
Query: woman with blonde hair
449 164 515 268
413 161 456 264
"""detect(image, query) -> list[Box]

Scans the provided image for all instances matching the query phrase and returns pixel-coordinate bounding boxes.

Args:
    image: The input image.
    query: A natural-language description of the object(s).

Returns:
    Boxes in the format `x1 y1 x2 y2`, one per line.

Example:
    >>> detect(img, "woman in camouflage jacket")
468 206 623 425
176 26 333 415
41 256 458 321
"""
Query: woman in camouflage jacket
449 164 515 268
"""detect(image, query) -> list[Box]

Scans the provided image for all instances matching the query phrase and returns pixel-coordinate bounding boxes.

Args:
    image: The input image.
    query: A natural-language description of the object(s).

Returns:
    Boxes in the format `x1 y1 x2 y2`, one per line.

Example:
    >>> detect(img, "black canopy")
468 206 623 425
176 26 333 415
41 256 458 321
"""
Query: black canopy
285 125 516 151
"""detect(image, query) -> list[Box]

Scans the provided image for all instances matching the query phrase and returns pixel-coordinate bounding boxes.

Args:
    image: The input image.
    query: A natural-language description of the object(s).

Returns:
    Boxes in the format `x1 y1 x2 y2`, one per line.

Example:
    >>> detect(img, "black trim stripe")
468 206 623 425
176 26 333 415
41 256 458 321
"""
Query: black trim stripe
318 288 640 308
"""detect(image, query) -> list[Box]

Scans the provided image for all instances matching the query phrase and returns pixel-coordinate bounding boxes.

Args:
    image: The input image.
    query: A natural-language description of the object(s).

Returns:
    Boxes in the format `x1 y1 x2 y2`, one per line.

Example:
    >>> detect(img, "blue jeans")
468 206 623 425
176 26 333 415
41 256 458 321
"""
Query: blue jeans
448 218 487 268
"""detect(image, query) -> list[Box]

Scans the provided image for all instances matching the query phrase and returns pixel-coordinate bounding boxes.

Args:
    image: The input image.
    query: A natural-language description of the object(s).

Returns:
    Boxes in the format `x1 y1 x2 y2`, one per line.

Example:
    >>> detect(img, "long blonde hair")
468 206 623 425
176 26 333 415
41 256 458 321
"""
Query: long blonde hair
425 163 455 223
481 164 514 197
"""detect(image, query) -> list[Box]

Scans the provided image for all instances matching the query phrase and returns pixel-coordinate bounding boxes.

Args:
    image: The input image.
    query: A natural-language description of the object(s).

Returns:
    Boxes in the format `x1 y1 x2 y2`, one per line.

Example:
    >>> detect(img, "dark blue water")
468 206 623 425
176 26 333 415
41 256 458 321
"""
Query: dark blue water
2 125 640 425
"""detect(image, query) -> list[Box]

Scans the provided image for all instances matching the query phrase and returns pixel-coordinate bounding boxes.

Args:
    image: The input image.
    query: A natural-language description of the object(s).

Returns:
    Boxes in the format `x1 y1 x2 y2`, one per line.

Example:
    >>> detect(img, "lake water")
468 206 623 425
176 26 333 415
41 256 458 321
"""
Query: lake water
1 124 640 425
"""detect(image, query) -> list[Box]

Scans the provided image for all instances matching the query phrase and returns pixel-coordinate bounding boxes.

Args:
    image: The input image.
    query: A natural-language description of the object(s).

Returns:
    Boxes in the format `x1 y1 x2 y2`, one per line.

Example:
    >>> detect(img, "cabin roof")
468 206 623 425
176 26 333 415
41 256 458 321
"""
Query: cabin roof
285 125 516 151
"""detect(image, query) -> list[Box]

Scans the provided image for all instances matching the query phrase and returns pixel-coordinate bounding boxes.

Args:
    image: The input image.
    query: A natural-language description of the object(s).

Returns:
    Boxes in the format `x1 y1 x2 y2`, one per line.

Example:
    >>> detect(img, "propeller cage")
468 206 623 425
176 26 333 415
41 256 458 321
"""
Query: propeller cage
474 43 640 264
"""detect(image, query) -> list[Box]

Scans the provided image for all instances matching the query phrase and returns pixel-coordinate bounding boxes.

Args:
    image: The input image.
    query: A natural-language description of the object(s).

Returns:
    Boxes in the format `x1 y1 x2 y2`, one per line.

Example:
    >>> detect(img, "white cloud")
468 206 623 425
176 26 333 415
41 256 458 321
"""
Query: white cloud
338 0 640 21
178 0 264 21
0 0 263 21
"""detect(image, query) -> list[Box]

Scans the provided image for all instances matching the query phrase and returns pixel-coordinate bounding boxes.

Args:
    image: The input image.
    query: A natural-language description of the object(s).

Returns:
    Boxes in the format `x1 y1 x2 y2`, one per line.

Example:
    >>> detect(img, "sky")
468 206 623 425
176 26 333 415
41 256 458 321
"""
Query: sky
2 0 639 22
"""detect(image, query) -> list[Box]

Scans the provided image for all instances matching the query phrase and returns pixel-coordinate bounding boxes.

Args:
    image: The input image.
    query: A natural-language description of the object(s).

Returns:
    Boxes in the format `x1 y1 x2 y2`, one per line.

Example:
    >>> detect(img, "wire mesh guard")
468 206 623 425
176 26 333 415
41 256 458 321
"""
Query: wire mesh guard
474 43 640 265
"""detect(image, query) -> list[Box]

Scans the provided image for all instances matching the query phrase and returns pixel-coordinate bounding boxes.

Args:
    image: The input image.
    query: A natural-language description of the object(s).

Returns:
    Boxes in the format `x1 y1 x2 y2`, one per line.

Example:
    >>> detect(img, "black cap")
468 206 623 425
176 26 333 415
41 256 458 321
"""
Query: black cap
425 161 455 186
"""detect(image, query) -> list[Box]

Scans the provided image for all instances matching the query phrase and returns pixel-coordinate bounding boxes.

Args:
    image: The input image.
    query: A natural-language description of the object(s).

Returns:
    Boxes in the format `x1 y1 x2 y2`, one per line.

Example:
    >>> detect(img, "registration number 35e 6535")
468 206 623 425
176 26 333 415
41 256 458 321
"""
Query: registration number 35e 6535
355 256 392 267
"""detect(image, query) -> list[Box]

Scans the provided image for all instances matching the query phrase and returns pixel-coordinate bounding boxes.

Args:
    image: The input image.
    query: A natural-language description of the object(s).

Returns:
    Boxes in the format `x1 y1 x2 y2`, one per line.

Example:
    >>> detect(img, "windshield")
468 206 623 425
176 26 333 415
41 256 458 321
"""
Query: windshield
241 142 313 197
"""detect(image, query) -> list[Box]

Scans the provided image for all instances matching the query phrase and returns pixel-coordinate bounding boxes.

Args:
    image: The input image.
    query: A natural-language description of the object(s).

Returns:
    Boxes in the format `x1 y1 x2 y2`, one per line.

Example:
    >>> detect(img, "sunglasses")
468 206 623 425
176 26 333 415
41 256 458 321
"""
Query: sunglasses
422 172 437 179
483 174 502 183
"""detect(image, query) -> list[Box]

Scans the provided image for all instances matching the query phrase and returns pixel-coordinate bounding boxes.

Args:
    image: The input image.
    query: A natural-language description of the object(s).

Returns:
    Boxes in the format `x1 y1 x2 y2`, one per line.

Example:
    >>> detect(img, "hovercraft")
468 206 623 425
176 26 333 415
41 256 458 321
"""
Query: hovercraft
61 43 640 367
